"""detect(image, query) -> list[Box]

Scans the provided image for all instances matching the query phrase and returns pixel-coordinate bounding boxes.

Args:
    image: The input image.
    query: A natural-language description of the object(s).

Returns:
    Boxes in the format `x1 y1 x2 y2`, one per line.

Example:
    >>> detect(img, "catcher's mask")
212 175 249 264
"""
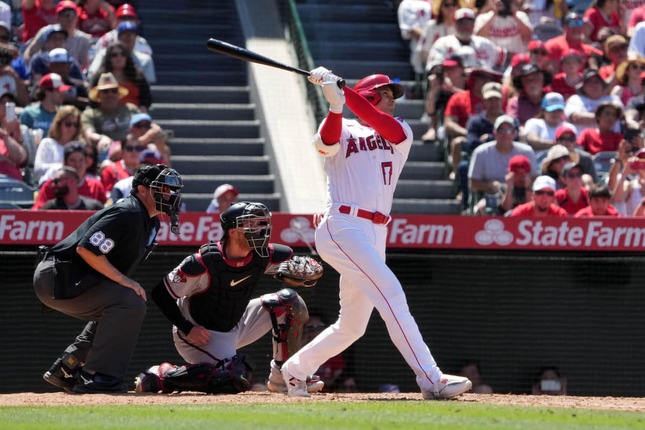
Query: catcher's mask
353 74 405 106
133 164 183 232
220 201 272 257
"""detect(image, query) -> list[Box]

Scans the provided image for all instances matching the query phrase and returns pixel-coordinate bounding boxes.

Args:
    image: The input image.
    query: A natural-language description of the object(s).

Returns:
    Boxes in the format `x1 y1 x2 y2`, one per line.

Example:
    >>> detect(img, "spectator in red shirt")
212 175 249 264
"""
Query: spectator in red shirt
549 49 582 100
583 0 623 43
575 184 620 216
21 0 58 44
599 35 629 82
510 175 568 216
577 102 624 155
555 162 590 215
100 133 143 194
77 0 116 39
445 67 502 180
545 13 603 72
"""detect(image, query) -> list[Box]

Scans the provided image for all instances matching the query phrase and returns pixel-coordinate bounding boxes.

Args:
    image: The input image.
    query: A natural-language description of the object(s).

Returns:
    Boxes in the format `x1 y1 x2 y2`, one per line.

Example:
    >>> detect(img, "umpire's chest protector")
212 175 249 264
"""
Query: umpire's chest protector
189 243 269 332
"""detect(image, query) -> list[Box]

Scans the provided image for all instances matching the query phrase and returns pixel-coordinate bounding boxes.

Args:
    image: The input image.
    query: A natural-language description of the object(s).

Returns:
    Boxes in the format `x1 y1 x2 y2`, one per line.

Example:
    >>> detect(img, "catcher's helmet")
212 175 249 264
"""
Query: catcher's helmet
220 202 272 257
353 74 405 105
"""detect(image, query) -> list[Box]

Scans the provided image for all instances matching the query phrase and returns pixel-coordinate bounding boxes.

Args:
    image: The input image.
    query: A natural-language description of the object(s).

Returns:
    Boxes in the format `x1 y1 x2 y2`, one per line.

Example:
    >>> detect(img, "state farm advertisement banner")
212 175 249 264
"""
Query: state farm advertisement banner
1 210 645 251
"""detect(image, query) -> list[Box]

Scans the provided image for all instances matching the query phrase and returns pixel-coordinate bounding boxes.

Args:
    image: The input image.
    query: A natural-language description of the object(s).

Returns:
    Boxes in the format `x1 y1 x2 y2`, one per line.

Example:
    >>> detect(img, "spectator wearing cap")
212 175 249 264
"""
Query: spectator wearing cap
46 48 90 109
422 54 466 141
89 41 151 111
510 175 568 216
553 123 598 184
27 24 68 84
545 13 603 69
628 4 645 37
598 35 629 82
88 21 155 84
40 165 104 210
129 112 171 164
33 105 82 182
583 0 623 43
506 63 551 127
416 0 462 71
110 147 166 204
0 3 10 30
20 73 71 137
77 0 116 39
611 54 645 107
540 144 570 188
501 53 531 102
498 154 533 215
445 67 502 183
474 0 533 57
93 4 153 57
522 92 575 151
32 141 107 209
23 1 92 70
576 102 624 155
397 0 432 76
468 114 537 213
206 183 240 214
81 72 138 160
564 68 623 135
575 184 620 217
628 21 645 58
555 161 590 215
100 132 144 195
527 40 556 75
21 0 58 44
428 8 507 73
550 49 584 100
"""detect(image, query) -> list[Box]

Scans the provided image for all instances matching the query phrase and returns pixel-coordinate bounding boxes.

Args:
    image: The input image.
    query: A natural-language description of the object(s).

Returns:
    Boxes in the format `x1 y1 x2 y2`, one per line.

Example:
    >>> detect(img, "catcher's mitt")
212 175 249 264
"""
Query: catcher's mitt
275 256 323 288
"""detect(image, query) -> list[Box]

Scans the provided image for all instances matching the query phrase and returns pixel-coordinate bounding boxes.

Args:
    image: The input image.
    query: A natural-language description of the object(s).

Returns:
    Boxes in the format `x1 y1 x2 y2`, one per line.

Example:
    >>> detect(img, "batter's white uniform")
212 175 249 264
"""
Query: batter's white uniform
284 116 444 392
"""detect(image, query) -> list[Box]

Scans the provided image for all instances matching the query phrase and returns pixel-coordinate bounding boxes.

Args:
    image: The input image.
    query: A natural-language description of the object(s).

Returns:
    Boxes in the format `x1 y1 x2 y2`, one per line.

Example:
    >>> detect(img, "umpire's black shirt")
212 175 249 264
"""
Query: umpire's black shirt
51 194 160 277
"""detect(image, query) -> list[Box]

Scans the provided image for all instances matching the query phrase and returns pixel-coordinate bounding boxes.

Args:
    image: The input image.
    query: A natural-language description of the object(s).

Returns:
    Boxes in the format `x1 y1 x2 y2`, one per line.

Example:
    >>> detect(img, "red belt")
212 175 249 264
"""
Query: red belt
338 205 390 225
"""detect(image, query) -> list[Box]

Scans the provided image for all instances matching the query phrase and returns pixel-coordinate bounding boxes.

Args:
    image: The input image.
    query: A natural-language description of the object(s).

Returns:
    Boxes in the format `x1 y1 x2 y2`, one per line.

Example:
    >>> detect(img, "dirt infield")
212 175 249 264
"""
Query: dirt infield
1 392 645 411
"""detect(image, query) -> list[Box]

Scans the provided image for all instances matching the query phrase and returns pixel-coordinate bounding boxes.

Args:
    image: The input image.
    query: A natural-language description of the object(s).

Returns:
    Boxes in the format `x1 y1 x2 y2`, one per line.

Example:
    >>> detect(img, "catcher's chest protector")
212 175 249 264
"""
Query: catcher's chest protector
190 243 269 332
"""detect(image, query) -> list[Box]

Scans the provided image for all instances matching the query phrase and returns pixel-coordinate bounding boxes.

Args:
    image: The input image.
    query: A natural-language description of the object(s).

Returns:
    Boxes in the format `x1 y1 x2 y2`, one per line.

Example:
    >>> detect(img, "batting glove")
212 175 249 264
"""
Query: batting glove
321 81 345 114
308 67 338 85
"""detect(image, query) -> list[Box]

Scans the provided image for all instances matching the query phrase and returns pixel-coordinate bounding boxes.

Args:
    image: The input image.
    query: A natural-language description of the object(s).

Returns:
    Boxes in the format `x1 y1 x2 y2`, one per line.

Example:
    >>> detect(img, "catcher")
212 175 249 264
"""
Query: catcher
135 201 325 394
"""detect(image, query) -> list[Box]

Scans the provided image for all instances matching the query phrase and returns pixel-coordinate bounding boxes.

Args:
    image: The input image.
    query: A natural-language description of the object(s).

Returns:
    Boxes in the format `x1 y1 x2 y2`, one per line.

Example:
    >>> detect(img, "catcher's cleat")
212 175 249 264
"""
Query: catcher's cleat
280 363 310 397
422 374 472 400
72 371 127 394
267 362 324 394
43 356 80 393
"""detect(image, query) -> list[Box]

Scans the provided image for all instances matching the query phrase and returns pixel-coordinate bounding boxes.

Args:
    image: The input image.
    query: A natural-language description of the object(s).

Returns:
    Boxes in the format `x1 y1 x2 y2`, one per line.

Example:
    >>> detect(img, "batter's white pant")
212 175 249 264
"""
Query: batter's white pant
284 212 442 392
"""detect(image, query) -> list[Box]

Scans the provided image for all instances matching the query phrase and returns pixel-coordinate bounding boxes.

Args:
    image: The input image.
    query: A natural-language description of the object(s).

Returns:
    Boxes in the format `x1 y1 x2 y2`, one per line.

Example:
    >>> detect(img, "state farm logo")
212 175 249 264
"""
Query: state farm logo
280 216 315 244
475 219 513 246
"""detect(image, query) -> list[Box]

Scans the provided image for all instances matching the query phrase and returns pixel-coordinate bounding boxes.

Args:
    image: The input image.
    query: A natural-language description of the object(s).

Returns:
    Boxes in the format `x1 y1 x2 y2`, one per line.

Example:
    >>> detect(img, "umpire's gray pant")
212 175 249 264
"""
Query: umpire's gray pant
33 258 146 380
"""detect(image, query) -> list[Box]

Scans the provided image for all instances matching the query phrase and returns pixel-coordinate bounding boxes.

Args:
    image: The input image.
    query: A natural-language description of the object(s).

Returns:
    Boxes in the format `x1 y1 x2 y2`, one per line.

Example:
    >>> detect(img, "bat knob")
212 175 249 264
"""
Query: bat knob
337 79 345 89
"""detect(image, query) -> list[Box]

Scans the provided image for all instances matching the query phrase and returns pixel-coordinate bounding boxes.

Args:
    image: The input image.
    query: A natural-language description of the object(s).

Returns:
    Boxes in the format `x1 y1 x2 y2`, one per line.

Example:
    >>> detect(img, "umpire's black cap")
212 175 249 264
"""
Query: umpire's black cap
132 163 167 188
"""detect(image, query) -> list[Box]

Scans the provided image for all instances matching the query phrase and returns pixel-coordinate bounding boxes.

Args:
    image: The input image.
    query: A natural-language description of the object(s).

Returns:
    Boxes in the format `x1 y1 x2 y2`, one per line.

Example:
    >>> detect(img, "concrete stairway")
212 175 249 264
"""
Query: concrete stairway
136 1 280 212
296 0 461 214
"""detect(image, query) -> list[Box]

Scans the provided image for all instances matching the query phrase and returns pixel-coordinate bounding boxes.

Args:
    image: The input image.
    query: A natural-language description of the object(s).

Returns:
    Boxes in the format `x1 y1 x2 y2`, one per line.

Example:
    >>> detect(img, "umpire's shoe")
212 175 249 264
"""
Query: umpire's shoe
43 354 81 393
267 361 324 394
72 370 127 394
422 374 472 400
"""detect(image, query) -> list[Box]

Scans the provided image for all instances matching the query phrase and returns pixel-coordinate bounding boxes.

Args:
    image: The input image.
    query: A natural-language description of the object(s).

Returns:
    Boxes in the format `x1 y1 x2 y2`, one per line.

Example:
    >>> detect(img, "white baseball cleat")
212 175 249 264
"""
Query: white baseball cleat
422 374 472 400
281 363 311 397
267 361 324 394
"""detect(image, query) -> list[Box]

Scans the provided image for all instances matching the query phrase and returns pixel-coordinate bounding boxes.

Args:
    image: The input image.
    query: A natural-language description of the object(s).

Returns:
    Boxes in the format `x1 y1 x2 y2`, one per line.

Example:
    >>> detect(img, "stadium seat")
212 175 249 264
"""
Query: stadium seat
0 177 35 209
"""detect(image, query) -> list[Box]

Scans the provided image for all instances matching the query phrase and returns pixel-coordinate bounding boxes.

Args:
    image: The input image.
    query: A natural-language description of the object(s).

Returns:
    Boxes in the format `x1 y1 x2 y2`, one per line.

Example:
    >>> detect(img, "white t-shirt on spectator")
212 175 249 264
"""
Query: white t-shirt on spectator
628 21 645 57
474 11 532 54
429 34 506 72
397 0 432 74
564 94 623 135
522 119 575 141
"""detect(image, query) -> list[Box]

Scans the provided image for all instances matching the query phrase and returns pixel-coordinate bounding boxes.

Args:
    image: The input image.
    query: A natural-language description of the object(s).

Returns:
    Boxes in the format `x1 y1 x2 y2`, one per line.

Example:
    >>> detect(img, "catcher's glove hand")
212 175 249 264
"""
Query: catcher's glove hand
275 256 323 288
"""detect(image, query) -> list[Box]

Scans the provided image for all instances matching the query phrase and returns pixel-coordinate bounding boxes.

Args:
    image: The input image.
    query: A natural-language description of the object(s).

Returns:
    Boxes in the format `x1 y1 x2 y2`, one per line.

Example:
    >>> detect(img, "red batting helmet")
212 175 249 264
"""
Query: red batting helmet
353 74 405 105
116 4 138 19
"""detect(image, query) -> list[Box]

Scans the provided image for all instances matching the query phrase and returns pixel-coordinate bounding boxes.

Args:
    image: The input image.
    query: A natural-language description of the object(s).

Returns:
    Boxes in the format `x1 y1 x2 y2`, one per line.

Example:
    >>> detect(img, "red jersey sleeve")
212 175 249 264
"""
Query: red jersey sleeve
344 87 406 144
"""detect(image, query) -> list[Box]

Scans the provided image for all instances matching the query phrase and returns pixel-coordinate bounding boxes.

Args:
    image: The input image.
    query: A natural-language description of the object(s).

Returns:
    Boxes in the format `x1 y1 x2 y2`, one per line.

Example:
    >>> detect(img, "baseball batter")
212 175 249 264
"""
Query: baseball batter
280 67 472 399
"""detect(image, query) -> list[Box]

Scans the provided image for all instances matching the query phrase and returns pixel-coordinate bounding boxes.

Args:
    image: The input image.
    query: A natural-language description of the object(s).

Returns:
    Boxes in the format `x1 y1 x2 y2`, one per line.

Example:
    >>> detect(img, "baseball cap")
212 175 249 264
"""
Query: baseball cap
604 34 628 52
63 141 86 158
482 82 502 99
41 24 68 43
510 53 531 68
0 21 9 33
56 0 77 14
39 73 72 91
442 54 464 69
117 21 138 35
213 183 240 200
130 113 152 127
116 4 138 19
577 68 606 90
455 8 475 21
541 92 565 112
48 47 72 64
555 124 577 140
564 12 584 27
140 148 164 165
532 175 556 192
494 114 516 130
562 161 583 177
528 40 547 53
508 155 531 173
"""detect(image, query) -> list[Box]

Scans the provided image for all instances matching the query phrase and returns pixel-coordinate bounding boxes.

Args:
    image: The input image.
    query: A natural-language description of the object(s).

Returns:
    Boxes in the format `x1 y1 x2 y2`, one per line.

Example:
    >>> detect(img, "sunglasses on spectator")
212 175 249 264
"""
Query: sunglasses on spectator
557 137 576 142
132 122 151 129
496 127 515 134
566 19 584 27
566 172 583 178
110 51 126 58
630 64 645 71
124 145 145 152
0 35 9 42
531 50 548 56
100 88 119 94
62 121 80 128
534 190 555 196
553 156 570 163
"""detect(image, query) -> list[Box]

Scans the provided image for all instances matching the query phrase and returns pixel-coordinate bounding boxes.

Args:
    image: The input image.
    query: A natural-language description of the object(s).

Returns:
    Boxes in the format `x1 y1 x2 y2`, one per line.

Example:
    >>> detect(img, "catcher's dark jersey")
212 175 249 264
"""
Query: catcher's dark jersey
51 194 160 277
161 242 292 332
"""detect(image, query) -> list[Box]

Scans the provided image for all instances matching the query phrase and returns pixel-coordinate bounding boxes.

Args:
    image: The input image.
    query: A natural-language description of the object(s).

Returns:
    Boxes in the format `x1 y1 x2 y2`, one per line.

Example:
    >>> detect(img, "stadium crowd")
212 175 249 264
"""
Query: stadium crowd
398 0 645 216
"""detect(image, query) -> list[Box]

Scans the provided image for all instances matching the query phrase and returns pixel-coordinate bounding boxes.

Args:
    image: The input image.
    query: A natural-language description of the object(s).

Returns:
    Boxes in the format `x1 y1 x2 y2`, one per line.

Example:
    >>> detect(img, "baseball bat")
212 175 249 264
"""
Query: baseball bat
206 38 345 88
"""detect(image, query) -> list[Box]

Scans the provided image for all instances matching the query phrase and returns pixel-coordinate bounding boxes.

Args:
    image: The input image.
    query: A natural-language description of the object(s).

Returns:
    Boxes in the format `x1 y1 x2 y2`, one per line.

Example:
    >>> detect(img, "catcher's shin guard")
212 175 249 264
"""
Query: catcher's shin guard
156 355 254 394
261 288 309 363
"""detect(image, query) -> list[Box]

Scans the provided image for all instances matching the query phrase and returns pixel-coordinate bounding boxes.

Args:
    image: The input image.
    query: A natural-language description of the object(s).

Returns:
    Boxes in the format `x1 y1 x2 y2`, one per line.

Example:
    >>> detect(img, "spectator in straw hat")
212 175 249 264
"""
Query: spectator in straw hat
611 54 645 108
553 124 598 185
81 72 138 162
599 35 629 82
540 144 570 188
